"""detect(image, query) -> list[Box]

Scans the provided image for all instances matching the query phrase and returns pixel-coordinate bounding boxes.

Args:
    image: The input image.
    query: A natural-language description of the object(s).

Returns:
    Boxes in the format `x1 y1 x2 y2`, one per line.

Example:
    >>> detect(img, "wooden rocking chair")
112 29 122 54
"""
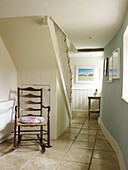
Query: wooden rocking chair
14 87 51 152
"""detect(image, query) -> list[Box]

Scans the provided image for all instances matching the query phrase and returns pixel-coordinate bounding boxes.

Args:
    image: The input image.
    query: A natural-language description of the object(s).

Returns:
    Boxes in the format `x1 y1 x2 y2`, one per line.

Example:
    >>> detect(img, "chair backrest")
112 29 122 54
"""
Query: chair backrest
18 87 43 118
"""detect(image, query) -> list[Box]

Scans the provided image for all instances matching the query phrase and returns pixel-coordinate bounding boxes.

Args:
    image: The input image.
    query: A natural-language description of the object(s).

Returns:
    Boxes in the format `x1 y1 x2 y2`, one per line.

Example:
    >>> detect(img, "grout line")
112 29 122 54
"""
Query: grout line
88 127 99 170
20 151 40 170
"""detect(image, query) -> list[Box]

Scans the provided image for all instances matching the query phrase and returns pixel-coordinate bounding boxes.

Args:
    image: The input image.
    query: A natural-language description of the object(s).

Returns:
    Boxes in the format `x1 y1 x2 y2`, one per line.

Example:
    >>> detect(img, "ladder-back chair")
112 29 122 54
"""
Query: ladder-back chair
14 87 51 151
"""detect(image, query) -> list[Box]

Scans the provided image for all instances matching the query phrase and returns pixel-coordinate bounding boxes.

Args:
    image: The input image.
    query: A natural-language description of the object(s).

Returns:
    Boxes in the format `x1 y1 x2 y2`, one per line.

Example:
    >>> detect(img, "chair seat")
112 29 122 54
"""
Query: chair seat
18 116 45 124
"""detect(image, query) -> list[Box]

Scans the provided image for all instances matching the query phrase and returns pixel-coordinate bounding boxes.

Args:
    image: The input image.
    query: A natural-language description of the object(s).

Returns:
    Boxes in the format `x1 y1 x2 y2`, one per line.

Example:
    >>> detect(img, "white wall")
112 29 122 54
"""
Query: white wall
70 54 103 111
0 35 17 141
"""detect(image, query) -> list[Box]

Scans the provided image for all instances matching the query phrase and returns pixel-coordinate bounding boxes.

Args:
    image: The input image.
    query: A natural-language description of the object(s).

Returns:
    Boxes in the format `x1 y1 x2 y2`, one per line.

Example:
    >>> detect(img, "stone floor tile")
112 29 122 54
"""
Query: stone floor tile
72 141 94 149
95 139 114 151
90 158 120 170
96 134 107 140
97 129 104 135
64 127 81 134
22 157 60 170
63 147 92 163
69 123 83 129
71 117 86 124
80 129 97 135
93 150 118 160
56 160 89 170
76 134 96 142
0 150 37 170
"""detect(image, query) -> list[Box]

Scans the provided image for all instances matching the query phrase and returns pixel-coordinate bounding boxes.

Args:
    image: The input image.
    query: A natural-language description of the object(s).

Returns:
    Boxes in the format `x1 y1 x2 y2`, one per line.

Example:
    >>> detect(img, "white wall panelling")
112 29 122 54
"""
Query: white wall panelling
72 89 99 111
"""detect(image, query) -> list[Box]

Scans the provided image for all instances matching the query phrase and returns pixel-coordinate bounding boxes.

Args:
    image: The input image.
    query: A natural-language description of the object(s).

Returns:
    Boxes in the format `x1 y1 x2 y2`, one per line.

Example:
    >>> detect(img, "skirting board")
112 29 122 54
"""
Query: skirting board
98 118 126 170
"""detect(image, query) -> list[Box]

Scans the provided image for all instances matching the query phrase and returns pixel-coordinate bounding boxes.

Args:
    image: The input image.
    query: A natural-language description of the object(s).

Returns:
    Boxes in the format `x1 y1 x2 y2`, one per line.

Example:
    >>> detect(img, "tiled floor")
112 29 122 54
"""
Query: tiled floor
0 112 120 170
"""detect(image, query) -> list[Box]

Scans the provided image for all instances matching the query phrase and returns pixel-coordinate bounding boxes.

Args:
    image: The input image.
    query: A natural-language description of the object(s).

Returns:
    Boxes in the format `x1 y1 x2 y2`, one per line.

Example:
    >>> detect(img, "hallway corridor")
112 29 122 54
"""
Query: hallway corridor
0 112 120 170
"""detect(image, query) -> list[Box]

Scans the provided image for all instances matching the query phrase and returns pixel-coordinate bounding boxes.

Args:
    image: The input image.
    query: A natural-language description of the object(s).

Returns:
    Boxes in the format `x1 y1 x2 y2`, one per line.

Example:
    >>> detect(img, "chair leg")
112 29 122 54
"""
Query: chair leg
47 118 51 147
18 126 21 145
14 123 17 148
40 126 43 144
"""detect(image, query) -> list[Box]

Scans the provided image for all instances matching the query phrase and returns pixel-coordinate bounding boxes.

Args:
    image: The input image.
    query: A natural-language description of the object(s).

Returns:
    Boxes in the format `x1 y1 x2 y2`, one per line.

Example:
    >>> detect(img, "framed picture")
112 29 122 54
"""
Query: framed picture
75 66 95 83
112 48 120 79
108 56 113 82
103 58 108 76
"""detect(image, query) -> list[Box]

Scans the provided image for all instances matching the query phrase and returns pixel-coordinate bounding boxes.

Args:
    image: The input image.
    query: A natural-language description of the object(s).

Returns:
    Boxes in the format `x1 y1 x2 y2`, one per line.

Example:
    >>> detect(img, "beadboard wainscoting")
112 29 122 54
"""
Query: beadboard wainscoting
72 88 99 112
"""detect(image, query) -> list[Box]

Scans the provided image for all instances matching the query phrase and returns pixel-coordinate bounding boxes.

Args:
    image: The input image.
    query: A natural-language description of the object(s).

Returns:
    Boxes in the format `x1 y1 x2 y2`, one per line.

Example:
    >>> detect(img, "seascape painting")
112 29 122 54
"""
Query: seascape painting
78 68 94 81
75 66 95 83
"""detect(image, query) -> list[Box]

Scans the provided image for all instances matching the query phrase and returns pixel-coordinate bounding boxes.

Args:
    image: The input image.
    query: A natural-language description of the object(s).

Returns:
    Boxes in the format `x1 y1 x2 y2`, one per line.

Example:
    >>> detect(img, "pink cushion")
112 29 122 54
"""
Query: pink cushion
18 116 45 124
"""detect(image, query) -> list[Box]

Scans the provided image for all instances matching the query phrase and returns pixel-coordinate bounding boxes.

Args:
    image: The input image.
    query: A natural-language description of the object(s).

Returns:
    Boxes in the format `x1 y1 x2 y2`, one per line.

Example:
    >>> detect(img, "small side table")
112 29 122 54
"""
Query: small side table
88 95 101 118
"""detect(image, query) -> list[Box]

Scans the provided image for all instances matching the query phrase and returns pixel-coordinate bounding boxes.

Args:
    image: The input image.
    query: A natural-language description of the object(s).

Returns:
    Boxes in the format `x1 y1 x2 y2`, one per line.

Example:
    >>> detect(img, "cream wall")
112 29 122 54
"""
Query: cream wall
0 36 17 102
70 55 103 111
0 16 57 69
0 35 17 141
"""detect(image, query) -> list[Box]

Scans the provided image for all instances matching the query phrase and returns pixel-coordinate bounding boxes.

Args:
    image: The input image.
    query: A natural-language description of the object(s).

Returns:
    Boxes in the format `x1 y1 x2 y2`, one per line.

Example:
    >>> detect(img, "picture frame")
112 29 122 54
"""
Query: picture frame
103 58 108 76
108 56 113 82
112 48 120 79
75 66 95 84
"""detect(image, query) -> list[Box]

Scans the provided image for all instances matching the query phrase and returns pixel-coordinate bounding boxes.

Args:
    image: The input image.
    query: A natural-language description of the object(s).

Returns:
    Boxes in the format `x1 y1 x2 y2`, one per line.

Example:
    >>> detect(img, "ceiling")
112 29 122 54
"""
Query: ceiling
0 0 127 49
